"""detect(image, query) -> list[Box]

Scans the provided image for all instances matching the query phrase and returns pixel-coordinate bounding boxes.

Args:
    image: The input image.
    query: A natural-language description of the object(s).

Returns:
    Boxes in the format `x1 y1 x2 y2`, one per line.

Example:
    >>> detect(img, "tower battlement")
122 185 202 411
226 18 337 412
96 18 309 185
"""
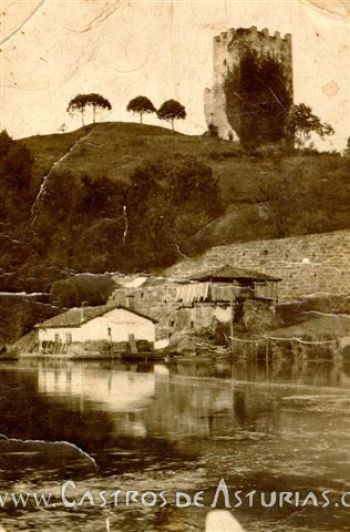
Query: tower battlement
214 26 291 45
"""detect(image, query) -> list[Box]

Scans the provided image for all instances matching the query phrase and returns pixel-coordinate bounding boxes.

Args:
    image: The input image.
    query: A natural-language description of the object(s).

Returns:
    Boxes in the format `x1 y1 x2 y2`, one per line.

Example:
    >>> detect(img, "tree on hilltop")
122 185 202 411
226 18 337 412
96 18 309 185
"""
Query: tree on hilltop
67 93 112 126
127 96 156 124
86 93 112 123
287 103 334 148
67 94 89 126
157 99 186 132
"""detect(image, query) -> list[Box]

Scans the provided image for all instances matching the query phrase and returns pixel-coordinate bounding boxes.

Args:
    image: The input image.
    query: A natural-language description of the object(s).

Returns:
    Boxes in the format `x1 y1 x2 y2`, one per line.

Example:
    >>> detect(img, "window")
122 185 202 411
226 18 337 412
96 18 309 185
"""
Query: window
190 321 194 329
65 333 72 344
126 295 135 309
54 333 60 343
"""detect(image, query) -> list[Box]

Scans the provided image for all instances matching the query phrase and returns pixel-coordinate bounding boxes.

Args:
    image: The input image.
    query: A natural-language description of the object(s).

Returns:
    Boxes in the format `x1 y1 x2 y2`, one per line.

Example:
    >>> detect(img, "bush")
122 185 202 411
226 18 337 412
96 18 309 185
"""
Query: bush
262 154 350 236
0 131 34 224
31 169 80 244
78 176 127 218
51 274 116 307
126 156 223 267
5 142 33 188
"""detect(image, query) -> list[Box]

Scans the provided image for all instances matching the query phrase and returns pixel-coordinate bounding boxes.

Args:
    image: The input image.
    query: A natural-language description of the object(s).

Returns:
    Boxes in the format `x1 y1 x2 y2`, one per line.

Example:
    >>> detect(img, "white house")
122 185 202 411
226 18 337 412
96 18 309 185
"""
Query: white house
36 305 157 350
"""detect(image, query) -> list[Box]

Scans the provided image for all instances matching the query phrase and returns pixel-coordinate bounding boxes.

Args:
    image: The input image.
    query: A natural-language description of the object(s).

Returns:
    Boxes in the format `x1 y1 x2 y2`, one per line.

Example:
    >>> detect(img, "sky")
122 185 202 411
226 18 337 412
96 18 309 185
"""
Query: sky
0 0 349 150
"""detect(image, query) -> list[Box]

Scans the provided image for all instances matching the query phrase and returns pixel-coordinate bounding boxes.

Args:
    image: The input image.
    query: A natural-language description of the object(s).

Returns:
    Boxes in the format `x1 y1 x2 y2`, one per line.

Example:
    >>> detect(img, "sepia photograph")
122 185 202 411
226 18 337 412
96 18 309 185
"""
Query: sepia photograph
0 0 349 530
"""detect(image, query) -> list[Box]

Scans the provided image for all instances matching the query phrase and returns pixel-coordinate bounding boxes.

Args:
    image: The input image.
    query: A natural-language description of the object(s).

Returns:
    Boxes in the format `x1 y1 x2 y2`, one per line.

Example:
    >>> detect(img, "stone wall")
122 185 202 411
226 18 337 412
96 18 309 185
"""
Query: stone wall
166 230 350 299
109 283 179 336
109 284 233 331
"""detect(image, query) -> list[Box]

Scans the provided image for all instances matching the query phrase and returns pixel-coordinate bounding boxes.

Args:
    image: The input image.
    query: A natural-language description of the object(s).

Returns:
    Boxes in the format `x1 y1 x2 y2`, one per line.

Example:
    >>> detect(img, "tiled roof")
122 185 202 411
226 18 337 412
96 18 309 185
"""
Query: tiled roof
187 265 281 282
36 305 157 328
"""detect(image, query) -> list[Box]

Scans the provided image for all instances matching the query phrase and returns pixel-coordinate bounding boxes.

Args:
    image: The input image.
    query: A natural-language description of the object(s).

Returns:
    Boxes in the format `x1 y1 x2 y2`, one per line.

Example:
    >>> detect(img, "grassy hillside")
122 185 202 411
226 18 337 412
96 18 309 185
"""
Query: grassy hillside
22 121 350 251
22 122 270 207
0 121 347 282
24 128 90 189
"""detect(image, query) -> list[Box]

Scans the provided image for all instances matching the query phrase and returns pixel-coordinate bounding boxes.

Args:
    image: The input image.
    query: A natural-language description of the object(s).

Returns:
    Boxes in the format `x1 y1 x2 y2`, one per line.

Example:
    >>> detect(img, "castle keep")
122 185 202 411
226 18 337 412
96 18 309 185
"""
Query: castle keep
204 26 293 145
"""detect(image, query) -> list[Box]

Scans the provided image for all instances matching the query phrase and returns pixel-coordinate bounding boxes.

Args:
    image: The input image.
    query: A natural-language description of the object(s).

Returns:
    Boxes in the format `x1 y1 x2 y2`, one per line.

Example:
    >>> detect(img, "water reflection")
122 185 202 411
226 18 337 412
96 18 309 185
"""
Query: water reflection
36 364 236 441
1 359 349 447
0 358 349 531
38 367 155 412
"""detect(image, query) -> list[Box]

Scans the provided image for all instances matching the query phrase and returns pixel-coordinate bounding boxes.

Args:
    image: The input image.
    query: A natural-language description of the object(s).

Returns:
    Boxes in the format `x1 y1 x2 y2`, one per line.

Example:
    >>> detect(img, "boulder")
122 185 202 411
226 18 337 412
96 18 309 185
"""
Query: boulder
169 330 197 355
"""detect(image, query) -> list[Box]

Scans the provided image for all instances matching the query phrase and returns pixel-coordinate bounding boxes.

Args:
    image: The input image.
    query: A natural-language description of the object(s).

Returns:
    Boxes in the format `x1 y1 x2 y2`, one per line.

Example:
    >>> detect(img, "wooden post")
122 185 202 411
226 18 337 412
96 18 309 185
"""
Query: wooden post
108 327 113 359
128 333 138 354
230 291 234 353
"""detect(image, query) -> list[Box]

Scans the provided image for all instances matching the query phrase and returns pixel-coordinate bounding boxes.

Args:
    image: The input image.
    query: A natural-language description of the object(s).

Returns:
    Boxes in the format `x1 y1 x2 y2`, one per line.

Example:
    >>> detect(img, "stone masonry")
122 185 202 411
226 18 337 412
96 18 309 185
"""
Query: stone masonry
109 282 180 336
166 230 350 299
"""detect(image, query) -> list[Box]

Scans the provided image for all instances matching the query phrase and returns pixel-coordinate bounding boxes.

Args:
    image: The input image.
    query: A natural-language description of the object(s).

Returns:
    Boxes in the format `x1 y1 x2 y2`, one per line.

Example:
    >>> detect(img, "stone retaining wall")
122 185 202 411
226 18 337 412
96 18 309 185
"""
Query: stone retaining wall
166 230 350 299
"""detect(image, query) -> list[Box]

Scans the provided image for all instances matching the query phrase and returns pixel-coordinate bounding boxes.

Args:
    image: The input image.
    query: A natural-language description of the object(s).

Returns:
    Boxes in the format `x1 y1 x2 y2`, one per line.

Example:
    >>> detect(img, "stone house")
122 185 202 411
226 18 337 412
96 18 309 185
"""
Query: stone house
36 305 157 353
173 265 280 333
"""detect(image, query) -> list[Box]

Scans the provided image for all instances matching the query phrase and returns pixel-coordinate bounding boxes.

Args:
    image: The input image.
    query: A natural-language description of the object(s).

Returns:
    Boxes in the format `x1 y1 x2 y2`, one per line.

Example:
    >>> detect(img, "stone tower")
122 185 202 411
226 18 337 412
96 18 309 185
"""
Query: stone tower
204 26 293 145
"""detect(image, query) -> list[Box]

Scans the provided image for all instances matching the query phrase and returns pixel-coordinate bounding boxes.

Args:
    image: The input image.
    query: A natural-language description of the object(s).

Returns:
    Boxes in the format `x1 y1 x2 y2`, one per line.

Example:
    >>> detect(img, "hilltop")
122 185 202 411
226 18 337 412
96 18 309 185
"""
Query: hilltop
23 121 265 199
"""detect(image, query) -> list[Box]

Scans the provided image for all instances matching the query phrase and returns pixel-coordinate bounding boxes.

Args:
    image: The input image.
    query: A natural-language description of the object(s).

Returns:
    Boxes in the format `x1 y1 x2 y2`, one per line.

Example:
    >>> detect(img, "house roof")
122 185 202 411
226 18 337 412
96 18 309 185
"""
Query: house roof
187 265 281 283
36 305 158 329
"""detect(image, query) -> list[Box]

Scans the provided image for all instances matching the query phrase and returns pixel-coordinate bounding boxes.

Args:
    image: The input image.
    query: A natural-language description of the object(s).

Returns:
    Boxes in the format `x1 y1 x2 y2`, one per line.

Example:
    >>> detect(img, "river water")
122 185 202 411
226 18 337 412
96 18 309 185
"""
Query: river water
0 358 349 531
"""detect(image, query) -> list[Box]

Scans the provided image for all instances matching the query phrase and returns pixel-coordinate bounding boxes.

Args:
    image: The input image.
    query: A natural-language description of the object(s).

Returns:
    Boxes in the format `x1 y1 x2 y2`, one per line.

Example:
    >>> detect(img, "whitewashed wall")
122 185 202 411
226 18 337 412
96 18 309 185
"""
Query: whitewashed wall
38 308 155 344
39 326 80 344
